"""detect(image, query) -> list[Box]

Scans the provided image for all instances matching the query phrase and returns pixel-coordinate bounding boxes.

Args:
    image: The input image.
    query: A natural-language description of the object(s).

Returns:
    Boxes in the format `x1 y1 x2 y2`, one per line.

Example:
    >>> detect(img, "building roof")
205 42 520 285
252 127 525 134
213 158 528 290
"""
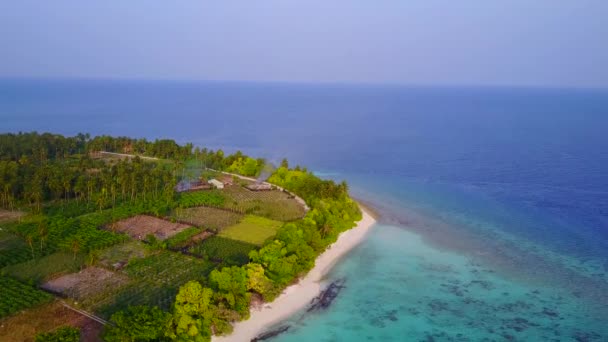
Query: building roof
209 179 224 188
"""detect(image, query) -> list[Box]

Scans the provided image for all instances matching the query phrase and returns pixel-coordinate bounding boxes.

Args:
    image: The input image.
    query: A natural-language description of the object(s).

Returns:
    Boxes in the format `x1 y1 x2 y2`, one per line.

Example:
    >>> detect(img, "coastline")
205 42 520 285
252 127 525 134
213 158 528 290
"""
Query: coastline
213 207 376 342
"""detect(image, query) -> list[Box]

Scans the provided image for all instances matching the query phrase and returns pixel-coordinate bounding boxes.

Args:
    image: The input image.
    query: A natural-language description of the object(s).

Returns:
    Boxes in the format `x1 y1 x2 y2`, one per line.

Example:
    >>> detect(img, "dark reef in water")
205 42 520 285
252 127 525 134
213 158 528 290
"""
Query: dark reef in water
251 325 290 342
308 278 346 312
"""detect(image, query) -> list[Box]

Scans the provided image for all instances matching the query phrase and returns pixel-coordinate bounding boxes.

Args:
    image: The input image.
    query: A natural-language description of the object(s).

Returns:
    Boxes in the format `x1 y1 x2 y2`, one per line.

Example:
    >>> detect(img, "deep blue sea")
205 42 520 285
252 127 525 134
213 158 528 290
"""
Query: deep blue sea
2 80 608 341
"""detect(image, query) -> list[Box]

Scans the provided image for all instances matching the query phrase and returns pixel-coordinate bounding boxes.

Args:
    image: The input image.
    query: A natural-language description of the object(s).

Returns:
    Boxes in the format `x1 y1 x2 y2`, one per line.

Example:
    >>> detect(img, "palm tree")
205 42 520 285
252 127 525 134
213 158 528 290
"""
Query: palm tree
69 238 81 260
38 221 48 250
25 234 35 260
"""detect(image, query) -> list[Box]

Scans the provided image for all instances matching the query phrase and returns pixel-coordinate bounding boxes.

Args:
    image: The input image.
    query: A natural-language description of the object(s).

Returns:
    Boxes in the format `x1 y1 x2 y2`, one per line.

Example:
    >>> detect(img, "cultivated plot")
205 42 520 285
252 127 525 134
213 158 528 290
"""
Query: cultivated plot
222 186 305 221
107 215 191 240
42 267 129 300
218 215 283 245
171 206 243 232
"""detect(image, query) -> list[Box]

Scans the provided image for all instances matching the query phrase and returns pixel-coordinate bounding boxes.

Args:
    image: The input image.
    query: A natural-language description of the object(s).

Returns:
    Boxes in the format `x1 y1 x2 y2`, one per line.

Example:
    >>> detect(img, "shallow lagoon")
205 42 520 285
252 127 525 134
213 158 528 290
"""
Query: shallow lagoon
274 224 607 341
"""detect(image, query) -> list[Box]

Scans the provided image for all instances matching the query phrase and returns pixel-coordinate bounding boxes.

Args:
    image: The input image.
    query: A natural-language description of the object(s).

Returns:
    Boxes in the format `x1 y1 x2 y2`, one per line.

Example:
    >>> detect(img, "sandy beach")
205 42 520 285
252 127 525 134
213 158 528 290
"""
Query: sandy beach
213 207 376 342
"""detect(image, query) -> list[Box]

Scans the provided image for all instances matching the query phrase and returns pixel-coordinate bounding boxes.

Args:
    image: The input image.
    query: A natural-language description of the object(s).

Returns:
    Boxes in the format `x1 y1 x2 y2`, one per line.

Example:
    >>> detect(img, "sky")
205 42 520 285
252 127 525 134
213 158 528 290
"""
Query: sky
1 1 607 88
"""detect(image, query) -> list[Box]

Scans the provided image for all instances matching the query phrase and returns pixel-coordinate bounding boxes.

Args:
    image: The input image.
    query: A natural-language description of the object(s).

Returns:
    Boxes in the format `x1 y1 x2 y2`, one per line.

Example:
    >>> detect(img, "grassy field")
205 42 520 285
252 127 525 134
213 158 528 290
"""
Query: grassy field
2 252 85 285
218 215 283 245
221 186 305 221
171 206 243 232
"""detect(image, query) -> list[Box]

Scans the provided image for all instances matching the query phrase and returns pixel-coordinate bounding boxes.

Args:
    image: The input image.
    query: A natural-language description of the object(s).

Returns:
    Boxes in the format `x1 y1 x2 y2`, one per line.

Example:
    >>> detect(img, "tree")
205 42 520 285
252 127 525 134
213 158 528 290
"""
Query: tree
241 157 259 177
68 237 81 260
167 281 215 342
280 158 289 169
103 305 171 342
25 233 36 260
209 266 251 318
38 220 48 249
245 263 277 301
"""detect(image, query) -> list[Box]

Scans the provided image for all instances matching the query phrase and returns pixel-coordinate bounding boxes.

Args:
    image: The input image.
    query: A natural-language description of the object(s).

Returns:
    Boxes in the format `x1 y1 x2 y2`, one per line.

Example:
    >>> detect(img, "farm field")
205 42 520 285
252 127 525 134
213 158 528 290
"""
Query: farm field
171 206 243 232
0 276 53 319
0 301 103 342
0 231 32 268
176 190 225 208
2 252 85 285
165 226 205 249
221 185 305 221
108 215 191 240
188 236 257 266
218 215 283 245
94 251 215 316
41 267 129 301
97 240 149 270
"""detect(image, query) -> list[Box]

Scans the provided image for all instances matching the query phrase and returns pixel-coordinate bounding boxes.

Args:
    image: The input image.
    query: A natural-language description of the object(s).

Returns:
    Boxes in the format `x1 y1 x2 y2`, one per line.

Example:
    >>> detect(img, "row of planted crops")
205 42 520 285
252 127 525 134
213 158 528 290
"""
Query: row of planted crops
0 276 53 318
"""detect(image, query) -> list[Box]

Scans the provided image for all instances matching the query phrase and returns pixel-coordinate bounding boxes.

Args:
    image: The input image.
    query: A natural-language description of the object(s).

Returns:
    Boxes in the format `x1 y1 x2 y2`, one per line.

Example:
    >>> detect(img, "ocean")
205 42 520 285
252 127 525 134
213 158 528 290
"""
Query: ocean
1 80 608 341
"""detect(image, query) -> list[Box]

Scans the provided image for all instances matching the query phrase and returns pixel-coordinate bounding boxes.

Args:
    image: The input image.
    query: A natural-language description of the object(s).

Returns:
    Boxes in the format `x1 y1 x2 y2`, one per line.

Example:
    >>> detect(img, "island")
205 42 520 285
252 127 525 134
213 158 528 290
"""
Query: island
0 132 374 342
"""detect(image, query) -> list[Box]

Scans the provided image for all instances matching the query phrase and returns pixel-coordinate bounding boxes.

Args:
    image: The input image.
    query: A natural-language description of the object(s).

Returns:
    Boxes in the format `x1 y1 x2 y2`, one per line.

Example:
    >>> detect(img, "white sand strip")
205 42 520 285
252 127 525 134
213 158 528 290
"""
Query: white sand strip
213 208 376 342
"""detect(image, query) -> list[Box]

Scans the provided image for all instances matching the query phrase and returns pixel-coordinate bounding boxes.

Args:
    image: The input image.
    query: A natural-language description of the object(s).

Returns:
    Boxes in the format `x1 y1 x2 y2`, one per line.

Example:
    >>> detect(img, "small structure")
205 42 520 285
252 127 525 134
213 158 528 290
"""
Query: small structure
246 182 273 191
209 178 224 189
175 180 211 192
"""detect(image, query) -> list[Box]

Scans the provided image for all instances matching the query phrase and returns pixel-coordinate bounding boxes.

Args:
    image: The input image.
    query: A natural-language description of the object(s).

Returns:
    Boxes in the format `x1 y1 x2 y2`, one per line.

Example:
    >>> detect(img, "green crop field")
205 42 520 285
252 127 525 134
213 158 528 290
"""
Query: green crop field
0 231 32 268
93 251 215 317
221 186 305 221
187 236 257 266
165 227 204 249
1 252 85 285
0 276 53 319
218 215 283 245
171 206 243 232
177 190 225 208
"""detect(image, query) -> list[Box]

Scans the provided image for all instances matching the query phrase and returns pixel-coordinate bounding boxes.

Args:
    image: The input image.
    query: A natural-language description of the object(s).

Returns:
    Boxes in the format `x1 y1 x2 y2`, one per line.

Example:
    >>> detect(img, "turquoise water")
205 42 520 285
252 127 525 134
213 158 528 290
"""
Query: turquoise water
274 225 608 341
2 80 607 340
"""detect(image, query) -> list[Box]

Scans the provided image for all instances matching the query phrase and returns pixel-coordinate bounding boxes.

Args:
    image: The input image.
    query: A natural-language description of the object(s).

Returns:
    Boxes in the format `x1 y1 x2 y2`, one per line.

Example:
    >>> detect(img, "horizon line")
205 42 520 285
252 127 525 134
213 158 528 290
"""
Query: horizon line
1 76 607 92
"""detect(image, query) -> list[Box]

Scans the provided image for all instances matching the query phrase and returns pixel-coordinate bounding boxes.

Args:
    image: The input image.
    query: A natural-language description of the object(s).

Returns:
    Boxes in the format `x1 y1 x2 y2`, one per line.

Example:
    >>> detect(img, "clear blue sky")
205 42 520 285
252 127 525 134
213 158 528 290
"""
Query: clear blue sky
1 1 607 87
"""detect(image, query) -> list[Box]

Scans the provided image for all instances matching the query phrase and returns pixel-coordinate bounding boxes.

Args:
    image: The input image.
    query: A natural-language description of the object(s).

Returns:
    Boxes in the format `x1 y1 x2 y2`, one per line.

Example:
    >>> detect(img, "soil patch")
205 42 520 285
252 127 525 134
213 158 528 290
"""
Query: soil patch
108 215 191 240
42 267 129 300
0 301 103 342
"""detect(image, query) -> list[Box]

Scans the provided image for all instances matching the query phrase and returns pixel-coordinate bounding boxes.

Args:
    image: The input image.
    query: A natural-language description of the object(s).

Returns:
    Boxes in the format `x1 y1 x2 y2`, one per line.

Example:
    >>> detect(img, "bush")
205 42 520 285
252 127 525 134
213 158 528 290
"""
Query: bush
35 326 80 342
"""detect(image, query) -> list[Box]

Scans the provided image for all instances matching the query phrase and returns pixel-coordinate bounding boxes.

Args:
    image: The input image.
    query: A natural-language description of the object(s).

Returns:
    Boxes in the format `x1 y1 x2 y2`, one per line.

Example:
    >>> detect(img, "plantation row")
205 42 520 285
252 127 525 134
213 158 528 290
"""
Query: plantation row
0 276 53 318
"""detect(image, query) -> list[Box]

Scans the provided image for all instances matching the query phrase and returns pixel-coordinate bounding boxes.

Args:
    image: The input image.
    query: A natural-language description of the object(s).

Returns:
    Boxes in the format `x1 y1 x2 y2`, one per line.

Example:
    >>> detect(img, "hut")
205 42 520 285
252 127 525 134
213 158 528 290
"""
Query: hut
208 179 224 189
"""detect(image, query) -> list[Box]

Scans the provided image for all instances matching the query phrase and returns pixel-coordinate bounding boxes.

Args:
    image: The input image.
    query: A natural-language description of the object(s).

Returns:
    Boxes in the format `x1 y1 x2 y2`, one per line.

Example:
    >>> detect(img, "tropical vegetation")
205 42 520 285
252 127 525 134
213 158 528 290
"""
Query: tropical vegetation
0 132 361 341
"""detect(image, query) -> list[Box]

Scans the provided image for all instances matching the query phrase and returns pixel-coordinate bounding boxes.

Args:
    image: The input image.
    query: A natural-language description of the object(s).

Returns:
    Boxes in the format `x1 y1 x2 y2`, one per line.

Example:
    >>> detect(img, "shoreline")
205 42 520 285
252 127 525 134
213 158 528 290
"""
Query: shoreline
213 207 376 342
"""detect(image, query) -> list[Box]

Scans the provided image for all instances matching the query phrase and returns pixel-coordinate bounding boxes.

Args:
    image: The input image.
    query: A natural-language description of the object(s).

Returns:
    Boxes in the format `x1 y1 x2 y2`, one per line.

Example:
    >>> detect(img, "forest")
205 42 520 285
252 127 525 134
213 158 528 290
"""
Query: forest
0 132 361 342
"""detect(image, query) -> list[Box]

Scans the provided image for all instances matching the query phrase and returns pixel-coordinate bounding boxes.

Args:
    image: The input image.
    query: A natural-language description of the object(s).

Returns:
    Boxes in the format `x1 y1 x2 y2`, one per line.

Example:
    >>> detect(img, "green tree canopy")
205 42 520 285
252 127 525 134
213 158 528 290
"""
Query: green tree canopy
103 305 171 342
